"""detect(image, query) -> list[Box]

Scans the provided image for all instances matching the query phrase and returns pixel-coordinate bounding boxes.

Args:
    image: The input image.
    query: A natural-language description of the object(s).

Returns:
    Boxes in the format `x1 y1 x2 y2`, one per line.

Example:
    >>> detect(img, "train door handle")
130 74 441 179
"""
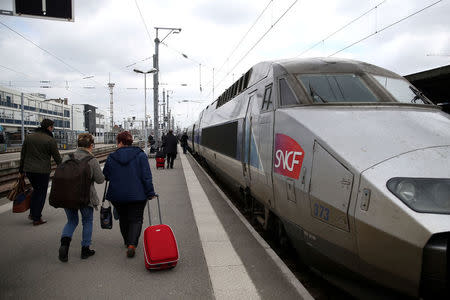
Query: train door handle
300 167 306 189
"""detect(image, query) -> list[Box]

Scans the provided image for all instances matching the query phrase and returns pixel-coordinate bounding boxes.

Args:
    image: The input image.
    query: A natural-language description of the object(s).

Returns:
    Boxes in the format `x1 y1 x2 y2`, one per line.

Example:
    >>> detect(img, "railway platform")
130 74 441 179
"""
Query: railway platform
0 148 313 299
0 143 113 163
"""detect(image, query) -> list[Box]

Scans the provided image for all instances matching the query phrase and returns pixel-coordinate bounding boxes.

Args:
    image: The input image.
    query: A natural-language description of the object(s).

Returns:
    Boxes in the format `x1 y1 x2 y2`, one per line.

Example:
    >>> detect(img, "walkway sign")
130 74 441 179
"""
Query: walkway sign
11 0 74 22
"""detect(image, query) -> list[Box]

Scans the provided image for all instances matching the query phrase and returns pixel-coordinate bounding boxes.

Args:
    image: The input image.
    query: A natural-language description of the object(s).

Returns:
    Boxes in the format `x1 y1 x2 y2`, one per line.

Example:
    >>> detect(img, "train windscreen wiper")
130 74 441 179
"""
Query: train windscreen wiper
409 86 428 104
309 83 328 103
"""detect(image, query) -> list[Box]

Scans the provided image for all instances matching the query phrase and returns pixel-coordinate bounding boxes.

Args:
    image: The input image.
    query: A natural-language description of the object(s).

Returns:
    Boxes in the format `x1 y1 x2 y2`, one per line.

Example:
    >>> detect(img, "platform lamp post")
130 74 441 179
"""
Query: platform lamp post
153 26 182 146
133 68 158 156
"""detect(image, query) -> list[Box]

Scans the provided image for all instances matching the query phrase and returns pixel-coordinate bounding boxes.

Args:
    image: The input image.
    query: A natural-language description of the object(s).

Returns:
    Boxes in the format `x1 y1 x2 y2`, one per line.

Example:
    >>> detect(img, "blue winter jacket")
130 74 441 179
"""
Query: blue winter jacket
103 146 155 203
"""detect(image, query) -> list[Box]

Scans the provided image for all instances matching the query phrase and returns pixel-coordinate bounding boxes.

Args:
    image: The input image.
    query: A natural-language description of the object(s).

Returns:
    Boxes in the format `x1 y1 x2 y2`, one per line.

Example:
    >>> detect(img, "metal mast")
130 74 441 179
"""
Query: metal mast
108 74 115 130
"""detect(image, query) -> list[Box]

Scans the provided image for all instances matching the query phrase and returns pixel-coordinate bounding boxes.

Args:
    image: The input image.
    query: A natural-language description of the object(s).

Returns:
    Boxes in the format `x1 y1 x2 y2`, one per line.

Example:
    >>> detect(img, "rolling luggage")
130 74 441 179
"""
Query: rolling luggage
156 157 165 169
143 195 178 270
155 151 165 169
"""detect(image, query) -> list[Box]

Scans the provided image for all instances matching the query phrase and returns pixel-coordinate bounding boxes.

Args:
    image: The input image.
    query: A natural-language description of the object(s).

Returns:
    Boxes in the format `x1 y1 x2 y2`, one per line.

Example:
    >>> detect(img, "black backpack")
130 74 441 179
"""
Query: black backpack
49 154 93 209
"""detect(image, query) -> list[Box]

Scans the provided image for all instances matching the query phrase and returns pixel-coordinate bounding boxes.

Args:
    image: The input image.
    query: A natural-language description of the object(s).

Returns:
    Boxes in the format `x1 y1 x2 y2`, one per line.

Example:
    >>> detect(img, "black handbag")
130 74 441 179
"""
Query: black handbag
100 181 112 229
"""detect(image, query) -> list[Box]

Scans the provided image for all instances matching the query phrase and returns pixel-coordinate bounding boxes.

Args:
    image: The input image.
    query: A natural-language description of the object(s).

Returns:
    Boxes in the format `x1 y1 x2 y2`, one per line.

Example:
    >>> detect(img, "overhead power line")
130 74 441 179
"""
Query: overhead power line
0 19 86 76
211 0 299 97
0 64 32 78
0 19 104 88
329 0 443 57
216 0 274 75
201 0 274 93
298 0 387 57
135 0 153 44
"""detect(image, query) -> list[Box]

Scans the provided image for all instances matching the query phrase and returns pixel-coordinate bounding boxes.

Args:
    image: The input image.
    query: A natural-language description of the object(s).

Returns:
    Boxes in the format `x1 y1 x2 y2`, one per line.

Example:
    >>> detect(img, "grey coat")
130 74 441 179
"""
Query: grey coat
62 148 105 209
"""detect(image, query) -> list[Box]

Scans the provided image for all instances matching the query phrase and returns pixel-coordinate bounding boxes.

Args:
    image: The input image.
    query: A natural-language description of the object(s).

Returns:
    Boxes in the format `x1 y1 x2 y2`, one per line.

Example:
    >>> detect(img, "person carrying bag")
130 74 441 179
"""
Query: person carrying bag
8 174 33 213
54 133 105 262
100 181 112 229
103 131 156 258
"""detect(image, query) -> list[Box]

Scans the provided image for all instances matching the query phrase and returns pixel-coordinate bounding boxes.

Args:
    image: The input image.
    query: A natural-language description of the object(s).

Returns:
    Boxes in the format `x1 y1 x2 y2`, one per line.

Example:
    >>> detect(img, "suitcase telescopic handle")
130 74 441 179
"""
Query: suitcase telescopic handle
147 194 162 226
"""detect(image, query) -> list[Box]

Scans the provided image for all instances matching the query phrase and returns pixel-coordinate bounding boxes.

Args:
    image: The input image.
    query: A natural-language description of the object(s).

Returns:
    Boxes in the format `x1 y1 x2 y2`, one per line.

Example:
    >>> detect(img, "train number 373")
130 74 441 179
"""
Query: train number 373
313 203 330 221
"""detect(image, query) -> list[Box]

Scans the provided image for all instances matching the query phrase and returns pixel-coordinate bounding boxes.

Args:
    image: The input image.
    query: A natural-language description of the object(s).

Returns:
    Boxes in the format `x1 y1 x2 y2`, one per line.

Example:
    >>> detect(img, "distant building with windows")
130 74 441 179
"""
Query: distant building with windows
0 85 71 145
0 85 114 146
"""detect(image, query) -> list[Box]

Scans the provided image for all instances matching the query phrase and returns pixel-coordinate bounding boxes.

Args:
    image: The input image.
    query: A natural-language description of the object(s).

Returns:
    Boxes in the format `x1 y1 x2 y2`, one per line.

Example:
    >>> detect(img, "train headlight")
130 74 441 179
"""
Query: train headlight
387 178 450 214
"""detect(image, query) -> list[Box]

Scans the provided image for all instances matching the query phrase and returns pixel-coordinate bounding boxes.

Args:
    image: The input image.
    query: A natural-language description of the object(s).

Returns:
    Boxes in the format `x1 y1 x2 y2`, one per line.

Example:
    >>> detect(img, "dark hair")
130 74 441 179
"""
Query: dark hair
40 119 54 129
117 131 133 146
77 133 94 148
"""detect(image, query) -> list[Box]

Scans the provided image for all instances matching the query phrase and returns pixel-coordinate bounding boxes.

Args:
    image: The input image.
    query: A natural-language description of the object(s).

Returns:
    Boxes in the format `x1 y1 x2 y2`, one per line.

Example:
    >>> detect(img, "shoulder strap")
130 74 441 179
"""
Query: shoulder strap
80 155 94 163
102 181 109 203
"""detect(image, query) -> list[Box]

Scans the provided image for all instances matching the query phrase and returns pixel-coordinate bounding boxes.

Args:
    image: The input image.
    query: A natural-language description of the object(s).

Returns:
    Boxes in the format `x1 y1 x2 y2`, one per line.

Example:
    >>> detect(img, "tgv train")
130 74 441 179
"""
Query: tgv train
186 58 450 298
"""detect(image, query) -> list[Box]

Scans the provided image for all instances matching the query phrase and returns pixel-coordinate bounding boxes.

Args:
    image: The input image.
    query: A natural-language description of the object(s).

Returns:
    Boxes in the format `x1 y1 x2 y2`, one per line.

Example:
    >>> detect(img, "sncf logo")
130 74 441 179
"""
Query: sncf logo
274 134 304 179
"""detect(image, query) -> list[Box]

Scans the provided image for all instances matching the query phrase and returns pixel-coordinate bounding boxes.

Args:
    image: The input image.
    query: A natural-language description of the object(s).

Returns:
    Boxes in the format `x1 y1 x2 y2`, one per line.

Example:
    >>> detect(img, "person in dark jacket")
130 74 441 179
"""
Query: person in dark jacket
19 119 62 225
163 130 178 169
103 131 156 258
180 132 188 154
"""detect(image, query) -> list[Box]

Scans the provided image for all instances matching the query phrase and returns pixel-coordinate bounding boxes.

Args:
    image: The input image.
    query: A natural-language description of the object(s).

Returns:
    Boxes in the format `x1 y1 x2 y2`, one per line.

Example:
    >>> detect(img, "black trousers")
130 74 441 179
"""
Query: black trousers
26 172 50 221
112 201 147 247
166 153 176 168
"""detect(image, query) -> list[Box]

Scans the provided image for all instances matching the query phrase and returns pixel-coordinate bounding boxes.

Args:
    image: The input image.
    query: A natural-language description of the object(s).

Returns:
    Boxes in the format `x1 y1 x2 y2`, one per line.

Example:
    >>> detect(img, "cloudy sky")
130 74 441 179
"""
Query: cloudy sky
0 0 449 128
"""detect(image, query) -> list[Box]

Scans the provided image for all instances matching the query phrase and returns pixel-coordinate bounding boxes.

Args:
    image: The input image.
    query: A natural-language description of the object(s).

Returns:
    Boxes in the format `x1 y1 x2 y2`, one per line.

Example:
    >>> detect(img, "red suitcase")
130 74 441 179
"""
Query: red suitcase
143 195 178 270
156 157 165 169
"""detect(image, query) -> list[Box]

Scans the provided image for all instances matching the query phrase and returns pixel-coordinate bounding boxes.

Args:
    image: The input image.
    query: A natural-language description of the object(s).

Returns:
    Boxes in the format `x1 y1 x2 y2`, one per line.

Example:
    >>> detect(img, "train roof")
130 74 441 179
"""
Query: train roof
261 57 399 78
213 57 401 111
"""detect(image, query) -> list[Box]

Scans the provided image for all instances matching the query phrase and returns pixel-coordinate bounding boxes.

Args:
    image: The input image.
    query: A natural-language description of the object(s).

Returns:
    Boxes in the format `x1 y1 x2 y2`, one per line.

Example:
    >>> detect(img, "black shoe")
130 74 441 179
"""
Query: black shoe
127 245 136 258
33 219 47 226
59 237 71 262
81 246 95 259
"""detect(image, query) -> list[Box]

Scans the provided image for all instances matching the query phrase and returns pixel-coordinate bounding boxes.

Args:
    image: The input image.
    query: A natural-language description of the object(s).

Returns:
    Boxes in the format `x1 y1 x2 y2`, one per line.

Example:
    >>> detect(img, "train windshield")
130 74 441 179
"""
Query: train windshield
372 75 429 104
298 74 379 103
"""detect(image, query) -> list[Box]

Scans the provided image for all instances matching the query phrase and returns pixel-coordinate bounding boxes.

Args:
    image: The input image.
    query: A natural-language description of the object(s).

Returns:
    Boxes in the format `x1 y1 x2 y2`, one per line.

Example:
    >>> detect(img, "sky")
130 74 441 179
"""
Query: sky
0 0 449 129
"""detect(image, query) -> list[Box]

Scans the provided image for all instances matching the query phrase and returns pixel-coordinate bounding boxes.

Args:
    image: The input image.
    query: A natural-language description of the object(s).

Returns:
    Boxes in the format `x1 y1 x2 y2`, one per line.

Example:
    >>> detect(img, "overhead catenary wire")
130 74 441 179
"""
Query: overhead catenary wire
216 0 274 75
135 0 153 44
0 63 99 102
297 0 387 57
201 0 275 93
0 64 32 79
329 0 443 57
0 19 104 88
210 0 299 98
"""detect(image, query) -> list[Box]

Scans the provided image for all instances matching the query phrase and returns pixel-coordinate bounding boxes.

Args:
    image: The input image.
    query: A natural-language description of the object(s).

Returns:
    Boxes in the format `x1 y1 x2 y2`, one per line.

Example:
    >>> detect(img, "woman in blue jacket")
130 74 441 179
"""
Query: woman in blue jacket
103 131 155 257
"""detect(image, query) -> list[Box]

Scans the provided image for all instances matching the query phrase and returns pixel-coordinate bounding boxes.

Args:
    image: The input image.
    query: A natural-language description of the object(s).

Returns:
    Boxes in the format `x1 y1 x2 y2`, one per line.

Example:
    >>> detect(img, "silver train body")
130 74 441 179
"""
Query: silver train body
187 58 450 298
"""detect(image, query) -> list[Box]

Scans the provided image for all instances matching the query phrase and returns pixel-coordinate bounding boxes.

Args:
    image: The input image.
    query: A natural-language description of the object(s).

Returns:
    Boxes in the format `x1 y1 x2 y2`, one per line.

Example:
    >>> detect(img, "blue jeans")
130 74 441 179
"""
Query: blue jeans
62 206 94 247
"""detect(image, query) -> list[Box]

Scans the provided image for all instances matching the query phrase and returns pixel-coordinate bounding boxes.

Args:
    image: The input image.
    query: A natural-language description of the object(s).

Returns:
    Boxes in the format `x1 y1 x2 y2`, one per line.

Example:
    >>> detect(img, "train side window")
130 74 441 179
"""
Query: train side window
262 84 273 110
279 78 298 106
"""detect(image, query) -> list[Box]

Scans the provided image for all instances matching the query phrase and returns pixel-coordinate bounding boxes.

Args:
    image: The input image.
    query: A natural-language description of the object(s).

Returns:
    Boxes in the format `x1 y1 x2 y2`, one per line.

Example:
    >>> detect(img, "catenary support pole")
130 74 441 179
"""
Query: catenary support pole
21 93 24 144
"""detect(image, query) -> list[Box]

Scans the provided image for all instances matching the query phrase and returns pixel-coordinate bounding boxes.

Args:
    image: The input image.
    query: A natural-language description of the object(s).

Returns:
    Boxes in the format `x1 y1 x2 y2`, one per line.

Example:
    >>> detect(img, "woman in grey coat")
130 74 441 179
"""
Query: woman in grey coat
58 133 105 262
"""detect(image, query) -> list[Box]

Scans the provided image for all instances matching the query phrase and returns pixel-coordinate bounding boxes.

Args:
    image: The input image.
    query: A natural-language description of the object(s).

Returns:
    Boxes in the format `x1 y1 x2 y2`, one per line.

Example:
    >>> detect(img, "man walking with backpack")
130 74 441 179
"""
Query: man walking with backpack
52 133 105 262
19 119 62 226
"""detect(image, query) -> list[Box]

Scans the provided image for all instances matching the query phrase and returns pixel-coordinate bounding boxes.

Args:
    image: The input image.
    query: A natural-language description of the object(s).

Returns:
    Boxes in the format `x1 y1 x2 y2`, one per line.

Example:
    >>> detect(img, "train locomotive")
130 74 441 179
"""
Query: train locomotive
186 58 450 298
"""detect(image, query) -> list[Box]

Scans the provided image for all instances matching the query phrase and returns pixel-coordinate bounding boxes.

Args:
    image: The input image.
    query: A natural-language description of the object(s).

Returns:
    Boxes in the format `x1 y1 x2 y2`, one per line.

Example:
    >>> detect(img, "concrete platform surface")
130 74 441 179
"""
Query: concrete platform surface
0 148 312 300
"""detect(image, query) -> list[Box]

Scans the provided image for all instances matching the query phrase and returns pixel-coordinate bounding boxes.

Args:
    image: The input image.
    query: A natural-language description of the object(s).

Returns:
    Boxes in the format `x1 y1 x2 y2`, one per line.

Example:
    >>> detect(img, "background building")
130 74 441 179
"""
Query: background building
0 85 71 146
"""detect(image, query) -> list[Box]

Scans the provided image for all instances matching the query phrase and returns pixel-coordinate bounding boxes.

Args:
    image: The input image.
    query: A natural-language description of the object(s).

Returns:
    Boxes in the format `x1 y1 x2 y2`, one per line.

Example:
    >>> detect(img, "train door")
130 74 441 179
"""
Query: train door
242 92 256 188
254 83 275 209
191 124 196 153
308 142 353 231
